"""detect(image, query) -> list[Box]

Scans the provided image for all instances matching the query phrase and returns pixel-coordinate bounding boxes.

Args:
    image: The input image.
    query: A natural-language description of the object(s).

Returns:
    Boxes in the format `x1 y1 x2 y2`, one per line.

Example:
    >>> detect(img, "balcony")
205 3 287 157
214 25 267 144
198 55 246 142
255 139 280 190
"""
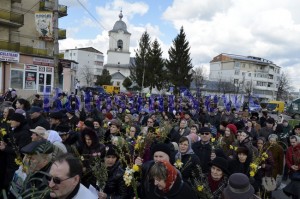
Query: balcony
0 8 24 27
20 46 48 56
11 0 22 3
0 39 20 52
58 29 66 40
40 1 68 17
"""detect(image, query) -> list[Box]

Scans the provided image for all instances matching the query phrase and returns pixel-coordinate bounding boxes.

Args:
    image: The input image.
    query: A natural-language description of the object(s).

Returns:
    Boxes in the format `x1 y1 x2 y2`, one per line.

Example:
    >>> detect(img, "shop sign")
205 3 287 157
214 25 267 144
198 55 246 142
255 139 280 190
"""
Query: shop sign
33 57 54 66
0 51 20 63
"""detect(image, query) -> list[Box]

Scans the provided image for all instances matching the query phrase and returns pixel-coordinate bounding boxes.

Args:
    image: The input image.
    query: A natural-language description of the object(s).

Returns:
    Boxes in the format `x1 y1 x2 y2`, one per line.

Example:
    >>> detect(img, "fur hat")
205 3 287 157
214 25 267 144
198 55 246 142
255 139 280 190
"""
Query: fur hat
10 113 26 123
209 157 230 175
151 143 171 158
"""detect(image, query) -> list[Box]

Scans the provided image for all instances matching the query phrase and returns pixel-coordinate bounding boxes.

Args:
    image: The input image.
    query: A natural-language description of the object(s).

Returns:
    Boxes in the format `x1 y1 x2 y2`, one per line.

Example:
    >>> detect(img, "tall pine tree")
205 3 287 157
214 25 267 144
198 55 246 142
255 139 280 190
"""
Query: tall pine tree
147 39 166 92
166 26 193 94
129 31 151 90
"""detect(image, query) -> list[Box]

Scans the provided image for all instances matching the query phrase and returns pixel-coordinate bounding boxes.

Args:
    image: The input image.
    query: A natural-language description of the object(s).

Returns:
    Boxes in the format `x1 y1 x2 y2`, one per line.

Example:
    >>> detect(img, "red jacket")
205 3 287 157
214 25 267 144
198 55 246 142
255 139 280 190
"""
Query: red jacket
286 143 300 171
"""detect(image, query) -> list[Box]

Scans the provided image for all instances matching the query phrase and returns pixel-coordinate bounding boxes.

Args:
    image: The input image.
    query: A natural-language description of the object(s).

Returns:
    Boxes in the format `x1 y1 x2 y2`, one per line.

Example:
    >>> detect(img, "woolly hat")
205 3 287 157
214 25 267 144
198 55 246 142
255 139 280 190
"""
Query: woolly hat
151 143 171 159
236 147 249 156
105 144 119 158
10 113 26 123
226 124 237 135
21 140 53 154
209 157 230 175
223 173 254 199
56 125 70 135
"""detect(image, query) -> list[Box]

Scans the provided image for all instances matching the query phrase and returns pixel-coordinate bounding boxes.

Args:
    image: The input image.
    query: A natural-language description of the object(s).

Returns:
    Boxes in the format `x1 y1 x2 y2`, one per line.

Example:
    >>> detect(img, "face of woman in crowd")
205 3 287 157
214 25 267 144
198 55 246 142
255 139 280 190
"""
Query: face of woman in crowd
190 127 197 134
257 140 264 150
153 151 169 162
239 132 248 142
104 155 117 167
110 125 119 134
16 101 23 109
129 126 136 138
84 135 92 147
3 108 9 119
269 138 277 146
238 153 247 163
124 116 130 123
247 121 252 127
93 121 100 129
154 178 166 190
179 140 189 153
211 165 223 181
224 128 231 137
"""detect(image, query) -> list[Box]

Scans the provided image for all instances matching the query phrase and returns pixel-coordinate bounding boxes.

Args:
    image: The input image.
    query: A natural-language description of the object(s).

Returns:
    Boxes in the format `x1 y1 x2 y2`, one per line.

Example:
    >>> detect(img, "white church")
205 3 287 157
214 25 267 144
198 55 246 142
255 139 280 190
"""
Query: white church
104 11 134 92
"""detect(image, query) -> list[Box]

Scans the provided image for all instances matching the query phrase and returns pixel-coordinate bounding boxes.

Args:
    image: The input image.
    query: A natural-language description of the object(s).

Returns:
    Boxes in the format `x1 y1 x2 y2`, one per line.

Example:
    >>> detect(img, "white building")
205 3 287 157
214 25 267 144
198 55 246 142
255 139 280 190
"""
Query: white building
209 53 281 101
104 11 131 91
63 47 104 87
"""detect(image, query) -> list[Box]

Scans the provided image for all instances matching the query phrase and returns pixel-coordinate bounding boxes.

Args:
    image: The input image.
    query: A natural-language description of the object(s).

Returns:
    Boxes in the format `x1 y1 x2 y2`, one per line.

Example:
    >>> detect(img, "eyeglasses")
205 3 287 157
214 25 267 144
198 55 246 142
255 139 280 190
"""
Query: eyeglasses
46 175 73 184
200 132 210 135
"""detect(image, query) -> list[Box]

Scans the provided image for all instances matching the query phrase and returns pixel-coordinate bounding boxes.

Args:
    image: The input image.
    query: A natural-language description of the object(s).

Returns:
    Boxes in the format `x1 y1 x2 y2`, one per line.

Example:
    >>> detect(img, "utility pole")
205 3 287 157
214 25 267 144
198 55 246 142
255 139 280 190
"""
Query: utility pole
53 0 59 88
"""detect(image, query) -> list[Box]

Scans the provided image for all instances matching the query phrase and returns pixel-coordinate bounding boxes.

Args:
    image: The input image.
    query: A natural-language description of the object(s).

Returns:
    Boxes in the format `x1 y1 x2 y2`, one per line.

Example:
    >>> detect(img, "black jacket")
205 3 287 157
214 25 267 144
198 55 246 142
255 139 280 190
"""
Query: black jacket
28 115 50 130
104 161 128 199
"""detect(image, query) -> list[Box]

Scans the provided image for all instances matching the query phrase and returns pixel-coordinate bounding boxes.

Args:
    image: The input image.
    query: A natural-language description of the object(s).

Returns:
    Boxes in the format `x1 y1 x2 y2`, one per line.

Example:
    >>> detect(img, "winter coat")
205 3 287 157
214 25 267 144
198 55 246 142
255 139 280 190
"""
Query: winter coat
169 126 190 143
28 115 50 130
145 171 197 199
103 161 128 199
286 144 300 173
2 123 31 188
177 153 200 184
268 143 284 178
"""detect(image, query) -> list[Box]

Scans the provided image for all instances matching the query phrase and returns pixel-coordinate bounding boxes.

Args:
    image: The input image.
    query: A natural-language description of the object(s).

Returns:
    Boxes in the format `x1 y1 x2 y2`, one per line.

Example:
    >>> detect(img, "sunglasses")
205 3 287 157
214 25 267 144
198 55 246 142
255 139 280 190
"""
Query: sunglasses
46 175 73 184
200 132 210 135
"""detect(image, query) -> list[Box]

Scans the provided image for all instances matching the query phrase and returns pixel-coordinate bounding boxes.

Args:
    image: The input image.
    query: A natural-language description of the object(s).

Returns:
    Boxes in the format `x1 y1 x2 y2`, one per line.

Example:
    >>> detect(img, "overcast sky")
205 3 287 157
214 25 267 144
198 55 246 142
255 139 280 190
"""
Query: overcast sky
59 0 300 91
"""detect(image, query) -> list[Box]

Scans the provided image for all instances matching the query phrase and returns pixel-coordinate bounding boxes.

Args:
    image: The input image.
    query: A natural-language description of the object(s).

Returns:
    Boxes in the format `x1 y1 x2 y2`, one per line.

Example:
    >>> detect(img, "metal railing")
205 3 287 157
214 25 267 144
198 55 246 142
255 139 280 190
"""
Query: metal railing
0 39 20 51
58 29 66 40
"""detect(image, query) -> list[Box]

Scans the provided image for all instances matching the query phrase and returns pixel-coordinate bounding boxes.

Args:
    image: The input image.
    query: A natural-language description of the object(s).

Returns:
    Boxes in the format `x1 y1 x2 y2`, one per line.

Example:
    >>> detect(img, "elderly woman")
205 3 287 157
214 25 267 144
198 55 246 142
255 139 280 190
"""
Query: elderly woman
267 134 284 185
146 160 197 199
193 157 229 199
175 136 200 183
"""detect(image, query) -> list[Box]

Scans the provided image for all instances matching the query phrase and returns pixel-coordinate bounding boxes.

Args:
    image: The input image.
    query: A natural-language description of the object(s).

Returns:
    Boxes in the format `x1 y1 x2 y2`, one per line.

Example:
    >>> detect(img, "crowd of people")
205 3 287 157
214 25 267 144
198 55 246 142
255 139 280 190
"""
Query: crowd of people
0 90 300 199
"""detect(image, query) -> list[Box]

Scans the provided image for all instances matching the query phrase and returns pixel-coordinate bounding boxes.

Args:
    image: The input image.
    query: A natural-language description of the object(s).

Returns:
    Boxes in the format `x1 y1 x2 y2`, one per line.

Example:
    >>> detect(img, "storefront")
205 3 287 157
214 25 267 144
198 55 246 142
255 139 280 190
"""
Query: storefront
9 56 54 97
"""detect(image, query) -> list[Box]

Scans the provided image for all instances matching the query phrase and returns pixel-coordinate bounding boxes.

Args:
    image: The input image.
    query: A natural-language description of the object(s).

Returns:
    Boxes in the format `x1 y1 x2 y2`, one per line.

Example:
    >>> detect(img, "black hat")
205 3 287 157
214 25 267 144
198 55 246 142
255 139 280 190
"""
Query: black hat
223 173 254 199
10 113 26 123
67 110 75 115
236 147 249 156
199 127 211 134
151 143 171 158
105 144 119 158
84 120 94 129
266 117 275 125
21 140 53 154
56 125 70 135
49 111 63 120
208 157 229 175
28 106 42 114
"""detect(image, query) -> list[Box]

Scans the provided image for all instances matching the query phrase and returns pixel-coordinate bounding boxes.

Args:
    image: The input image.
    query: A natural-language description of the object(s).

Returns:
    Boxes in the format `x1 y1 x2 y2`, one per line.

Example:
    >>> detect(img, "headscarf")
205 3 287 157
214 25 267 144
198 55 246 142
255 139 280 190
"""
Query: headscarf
45 130 62 143
175 136 194 160
160 161 177 193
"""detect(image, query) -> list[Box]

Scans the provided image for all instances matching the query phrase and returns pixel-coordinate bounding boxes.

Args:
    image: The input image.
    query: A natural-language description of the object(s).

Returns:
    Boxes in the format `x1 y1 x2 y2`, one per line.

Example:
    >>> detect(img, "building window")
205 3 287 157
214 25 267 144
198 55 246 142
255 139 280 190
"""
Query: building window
25 71 37 89
10 70 23 89
242 72 245 76
116 81 120 86
117 40 123 50
234 70 240 75
248 73 251 77
234 62 240 68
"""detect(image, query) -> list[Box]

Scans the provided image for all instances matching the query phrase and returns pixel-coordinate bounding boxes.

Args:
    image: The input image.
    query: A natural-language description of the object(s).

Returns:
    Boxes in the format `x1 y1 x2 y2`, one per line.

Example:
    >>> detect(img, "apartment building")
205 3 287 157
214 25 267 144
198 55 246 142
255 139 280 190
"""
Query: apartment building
0 0 67 97
63 47 104 87
209 53 281 101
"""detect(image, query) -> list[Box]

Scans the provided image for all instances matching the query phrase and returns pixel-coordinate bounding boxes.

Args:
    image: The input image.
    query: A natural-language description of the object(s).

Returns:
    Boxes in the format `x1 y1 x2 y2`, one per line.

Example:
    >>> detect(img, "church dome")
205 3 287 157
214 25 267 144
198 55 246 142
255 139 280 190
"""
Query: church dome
110 11 130 34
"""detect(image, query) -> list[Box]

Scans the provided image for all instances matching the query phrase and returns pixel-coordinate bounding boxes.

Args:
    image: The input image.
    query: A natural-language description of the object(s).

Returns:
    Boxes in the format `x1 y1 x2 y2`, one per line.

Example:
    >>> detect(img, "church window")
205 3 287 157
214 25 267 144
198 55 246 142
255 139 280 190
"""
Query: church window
117 40 123 50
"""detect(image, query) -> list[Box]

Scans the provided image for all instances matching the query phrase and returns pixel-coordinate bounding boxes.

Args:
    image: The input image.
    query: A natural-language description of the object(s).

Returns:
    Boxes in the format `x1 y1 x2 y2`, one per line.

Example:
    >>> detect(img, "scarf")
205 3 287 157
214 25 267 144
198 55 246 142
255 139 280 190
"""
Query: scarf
175 136 194 160
161 161 177 193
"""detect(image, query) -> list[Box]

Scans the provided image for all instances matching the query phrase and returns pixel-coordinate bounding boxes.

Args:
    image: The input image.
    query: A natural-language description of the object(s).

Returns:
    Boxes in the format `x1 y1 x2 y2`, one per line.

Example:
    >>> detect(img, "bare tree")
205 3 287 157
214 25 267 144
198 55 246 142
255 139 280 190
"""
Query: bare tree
193 66 206 88
276 72 292 101
217 77 236 94
244 79 254 102
80 65 94 86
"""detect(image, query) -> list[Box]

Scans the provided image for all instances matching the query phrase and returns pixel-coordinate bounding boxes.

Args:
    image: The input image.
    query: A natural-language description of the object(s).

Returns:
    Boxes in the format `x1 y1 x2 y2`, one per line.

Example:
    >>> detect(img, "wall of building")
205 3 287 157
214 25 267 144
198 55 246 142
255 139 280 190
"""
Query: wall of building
107 51 130 65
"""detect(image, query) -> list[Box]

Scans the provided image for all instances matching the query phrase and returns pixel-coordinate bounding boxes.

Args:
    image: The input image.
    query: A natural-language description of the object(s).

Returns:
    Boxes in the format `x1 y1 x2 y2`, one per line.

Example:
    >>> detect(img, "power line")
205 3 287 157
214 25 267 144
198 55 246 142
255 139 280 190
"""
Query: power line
23 1 41 15
76 0 107 31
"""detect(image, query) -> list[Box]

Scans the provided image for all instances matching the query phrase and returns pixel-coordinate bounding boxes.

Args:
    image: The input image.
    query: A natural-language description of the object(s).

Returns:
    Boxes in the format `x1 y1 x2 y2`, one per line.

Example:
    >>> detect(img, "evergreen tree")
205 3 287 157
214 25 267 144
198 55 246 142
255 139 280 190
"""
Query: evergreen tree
95 69 112 86
166 26 193 94
122 77 132 90
129 31 151 91
147 39 166 92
